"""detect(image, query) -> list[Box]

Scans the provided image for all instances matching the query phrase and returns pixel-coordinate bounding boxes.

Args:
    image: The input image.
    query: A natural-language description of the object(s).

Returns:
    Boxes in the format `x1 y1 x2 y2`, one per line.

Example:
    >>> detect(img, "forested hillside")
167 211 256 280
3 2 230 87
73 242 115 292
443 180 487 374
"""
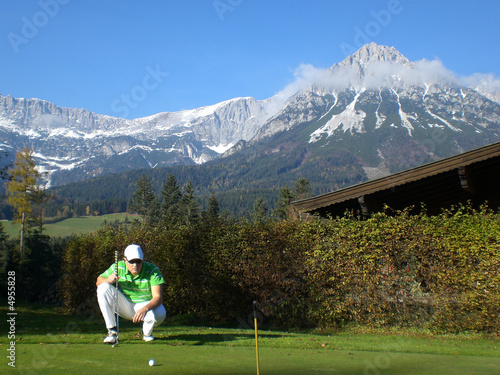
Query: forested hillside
43 143 366 219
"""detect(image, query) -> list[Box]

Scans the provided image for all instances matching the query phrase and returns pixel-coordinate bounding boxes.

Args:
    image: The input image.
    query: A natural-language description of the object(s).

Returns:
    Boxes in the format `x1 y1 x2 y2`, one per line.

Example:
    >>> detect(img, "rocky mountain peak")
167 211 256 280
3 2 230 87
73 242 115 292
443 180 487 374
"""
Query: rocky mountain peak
329 43 413 86
336 42 411 69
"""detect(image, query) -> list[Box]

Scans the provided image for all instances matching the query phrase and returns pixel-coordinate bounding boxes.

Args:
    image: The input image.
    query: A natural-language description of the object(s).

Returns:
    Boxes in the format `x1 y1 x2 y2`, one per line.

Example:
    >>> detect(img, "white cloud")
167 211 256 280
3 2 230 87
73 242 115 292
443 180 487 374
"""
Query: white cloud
460 73 500 103
264 57 500 114
32 113 67 129
405 59 458 86
264 64 357 113
270 58 460 102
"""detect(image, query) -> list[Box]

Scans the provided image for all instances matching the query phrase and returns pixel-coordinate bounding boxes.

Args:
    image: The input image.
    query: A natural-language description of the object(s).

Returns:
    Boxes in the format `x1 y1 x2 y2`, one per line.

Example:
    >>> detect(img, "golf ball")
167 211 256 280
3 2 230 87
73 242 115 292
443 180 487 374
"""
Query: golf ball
148 359 155 366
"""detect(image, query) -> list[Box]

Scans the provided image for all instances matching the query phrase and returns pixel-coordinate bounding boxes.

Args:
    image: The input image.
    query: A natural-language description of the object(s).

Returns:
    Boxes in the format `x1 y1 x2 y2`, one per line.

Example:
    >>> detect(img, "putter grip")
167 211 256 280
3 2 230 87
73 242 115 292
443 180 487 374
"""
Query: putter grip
253 300 257 319
114 250 119 282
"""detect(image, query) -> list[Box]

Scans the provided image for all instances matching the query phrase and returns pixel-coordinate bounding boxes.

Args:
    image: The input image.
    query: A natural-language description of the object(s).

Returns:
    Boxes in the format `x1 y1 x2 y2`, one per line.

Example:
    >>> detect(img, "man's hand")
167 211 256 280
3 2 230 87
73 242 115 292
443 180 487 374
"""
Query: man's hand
96 274 119 287
107 274 119 284
132 285 162 323
133 307 148 323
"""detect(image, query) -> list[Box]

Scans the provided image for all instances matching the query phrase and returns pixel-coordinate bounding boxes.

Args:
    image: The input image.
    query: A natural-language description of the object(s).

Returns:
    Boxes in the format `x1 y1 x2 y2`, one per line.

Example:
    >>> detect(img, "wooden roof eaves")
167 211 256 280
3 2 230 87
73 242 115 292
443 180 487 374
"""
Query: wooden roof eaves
291 142 500 213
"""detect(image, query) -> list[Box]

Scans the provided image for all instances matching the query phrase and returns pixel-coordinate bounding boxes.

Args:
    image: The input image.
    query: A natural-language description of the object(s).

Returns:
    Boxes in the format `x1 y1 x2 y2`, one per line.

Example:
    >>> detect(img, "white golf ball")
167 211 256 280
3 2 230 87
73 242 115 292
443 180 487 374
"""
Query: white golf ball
148 359 155 366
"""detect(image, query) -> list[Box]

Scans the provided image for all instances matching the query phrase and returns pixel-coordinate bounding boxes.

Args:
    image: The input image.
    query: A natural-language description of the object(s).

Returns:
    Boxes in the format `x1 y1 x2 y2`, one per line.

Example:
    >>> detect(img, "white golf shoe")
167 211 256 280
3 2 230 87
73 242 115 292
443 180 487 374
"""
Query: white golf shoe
143 335 155 342
103 329 118 344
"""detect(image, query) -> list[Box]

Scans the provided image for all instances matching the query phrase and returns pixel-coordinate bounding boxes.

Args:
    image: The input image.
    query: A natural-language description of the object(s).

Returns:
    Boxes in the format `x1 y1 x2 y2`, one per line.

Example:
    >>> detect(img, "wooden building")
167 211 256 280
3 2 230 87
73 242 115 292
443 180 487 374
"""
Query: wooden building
291 142 500 219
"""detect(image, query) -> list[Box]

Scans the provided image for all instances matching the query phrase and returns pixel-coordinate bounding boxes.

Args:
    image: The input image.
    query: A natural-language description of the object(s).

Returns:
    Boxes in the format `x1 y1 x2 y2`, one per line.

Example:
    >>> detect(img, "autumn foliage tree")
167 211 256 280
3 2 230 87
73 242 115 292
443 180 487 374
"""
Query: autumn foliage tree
5 148 45 257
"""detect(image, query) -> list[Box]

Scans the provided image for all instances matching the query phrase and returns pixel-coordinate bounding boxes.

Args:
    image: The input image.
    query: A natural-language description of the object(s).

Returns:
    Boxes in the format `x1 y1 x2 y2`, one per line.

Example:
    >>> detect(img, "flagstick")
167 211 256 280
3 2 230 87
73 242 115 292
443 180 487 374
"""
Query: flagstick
253 301 260 375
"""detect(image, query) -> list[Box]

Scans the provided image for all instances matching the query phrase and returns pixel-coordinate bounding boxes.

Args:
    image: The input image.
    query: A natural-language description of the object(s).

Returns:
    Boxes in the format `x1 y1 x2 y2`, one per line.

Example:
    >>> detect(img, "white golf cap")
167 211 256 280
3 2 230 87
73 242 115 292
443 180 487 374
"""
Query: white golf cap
124 244 143 261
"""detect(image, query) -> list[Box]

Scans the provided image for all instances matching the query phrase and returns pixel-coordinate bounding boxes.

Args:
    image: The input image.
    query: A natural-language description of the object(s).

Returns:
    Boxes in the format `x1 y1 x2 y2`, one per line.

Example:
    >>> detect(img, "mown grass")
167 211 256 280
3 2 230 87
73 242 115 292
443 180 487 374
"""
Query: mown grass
1 213 134 239
1 304 499 374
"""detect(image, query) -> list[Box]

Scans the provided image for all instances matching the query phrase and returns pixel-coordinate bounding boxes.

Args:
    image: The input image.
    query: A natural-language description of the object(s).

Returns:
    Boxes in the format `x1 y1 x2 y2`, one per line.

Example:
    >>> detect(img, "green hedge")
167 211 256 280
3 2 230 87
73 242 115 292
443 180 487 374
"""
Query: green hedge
61 205 500 332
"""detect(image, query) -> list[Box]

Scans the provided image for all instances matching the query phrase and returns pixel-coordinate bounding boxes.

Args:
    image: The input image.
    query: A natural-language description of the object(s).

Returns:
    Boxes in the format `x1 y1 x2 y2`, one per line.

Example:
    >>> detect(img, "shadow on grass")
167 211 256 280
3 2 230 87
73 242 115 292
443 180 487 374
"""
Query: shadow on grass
0 302 288 348
156 332 284 346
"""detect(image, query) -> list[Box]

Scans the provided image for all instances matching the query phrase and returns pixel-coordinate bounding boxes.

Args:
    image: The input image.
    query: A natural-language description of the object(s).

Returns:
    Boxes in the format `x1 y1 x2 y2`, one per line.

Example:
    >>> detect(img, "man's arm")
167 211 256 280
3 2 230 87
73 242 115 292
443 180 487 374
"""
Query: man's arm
96 273 118 287
132 284 163 323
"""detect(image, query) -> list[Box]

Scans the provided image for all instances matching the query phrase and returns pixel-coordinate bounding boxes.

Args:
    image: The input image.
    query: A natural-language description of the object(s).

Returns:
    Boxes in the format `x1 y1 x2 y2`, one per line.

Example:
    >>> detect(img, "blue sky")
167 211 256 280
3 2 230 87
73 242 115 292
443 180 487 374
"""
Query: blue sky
1 0 499 119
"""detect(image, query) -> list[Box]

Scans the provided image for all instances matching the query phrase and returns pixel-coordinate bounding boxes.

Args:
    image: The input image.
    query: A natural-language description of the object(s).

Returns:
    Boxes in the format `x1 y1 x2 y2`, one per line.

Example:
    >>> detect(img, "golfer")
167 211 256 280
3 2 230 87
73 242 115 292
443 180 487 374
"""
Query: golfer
96 244 166 344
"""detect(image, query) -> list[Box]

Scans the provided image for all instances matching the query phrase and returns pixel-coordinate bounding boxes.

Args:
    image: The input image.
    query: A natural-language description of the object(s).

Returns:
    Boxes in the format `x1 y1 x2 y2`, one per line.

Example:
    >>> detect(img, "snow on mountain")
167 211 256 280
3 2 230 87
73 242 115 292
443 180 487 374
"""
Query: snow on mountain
1 43 500 186
0 94 274 185
254 43 500 151
310 89 367 140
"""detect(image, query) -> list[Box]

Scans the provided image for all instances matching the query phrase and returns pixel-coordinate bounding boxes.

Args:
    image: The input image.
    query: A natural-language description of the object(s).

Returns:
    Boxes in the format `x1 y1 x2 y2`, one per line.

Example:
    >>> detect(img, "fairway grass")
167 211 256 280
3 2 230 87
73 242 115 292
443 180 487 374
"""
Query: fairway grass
2 305 499 374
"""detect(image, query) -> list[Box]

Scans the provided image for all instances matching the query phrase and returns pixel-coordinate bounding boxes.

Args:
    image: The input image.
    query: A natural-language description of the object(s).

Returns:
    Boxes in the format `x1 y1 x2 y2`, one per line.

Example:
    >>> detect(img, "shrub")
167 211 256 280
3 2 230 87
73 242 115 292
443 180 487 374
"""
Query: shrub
60 205 500 332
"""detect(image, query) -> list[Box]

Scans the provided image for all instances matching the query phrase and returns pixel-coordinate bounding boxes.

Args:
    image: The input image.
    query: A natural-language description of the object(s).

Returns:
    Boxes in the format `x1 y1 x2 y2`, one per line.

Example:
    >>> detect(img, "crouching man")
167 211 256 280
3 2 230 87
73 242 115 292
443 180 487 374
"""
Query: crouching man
96 244 166 343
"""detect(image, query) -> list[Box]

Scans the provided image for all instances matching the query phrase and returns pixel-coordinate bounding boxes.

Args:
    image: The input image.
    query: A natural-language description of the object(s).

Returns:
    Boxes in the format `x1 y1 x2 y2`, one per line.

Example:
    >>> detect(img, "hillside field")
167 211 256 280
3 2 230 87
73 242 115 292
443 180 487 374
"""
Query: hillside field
1 213 133 239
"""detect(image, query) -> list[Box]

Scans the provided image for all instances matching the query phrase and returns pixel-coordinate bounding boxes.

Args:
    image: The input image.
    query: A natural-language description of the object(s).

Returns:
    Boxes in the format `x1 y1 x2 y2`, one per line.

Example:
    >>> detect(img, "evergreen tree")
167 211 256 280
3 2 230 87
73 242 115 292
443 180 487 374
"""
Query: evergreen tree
0 150 11 181
0 222 13 299
161 173 183 228
17 229 57 301
0 221 8 268
252 197 268 223
181 180 199 226
293 177 311 200
0 222 6 244
129 173 159 227
274 178 310 220
204 192 220 223
275 186 294 220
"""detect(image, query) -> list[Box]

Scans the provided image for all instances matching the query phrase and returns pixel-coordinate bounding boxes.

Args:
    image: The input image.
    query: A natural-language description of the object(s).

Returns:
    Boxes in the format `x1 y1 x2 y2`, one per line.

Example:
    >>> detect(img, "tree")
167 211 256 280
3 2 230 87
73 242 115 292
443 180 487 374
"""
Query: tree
293 177 311 200
0 150 11 181
0 151 11 273
0 221 8 267
129 173 159 227
5 148 44 257
160 173 183 228
0 222 6 244
181 180 199 226
0 221 13 299
252 197 268 224
274 178 311 220
275 186 294 220
204 192 220 223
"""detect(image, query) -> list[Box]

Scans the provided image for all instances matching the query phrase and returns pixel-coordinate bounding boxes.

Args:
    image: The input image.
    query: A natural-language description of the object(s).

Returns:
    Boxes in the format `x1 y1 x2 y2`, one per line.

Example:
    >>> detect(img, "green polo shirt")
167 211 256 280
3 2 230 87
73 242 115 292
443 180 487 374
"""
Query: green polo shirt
101 261 164 303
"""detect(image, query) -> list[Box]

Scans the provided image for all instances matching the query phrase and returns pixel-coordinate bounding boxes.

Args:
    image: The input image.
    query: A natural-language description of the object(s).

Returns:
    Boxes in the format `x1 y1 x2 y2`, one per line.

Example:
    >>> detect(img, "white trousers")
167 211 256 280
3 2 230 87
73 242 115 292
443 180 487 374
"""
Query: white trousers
97 283 166 337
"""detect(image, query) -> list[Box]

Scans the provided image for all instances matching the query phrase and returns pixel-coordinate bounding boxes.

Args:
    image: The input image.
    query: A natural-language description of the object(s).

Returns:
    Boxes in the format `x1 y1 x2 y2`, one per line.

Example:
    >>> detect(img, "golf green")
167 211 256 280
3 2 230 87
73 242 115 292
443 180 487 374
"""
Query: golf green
3 305 499 374
12 343 500 374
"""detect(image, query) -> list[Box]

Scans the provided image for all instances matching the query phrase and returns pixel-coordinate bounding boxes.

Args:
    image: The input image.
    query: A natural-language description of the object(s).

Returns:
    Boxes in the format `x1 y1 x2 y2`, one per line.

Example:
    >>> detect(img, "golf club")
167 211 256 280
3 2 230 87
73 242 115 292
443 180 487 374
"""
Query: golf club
112 249 119 347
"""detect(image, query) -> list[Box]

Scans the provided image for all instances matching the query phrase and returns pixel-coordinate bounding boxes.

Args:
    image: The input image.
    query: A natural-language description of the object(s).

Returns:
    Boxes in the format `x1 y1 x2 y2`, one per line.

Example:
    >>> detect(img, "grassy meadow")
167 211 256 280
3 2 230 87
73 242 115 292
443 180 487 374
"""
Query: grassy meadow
1 213 133 239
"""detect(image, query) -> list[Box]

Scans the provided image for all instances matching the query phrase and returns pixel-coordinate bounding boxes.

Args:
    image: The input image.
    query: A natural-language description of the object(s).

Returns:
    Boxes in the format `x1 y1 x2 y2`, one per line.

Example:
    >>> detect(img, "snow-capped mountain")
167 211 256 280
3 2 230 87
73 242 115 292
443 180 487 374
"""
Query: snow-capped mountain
251 43 500 175
1 42 500 187
0 95 274 186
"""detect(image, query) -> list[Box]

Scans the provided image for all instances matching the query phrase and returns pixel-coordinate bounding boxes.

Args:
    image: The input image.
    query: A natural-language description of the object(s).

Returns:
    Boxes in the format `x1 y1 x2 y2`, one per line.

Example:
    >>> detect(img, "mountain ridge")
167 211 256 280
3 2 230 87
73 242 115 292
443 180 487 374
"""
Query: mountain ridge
1 43 500 190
